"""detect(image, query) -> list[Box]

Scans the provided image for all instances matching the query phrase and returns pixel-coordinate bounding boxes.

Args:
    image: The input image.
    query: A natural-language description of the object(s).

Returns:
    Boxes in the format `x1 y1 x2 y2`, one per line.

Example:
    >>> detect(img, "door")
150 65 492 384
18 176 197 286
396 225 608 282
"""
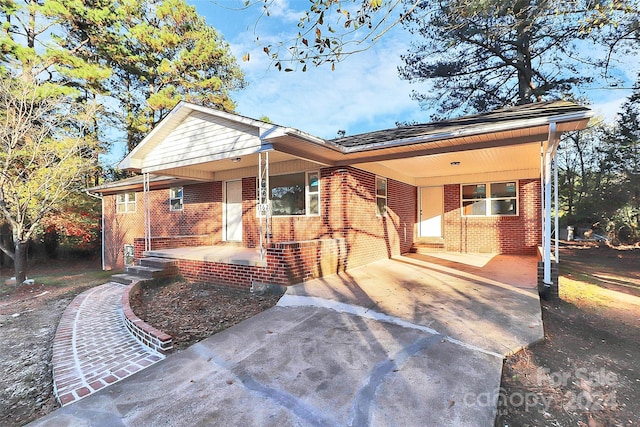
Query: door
225 180 243 241
419 186 443 238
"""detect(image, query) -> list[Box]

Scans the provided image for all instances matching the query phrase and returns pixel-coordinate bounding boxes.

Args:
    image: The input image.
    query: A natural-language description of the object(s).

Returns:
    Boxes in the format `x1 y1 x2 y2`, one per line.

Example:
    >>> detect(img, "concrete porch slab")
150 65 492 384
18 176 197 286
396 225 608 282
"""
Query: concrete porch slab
144 245 266 267
281 253 544 357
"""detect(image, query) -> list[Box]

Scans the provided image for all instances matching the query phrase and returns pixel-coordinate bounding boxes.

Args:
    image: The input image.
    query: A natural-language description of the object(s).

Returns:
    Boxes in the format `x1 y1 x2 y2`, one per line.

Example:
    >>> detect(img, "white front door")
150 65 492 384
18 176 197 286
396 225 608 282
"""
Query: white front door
419 186 443 238
225 180 243 241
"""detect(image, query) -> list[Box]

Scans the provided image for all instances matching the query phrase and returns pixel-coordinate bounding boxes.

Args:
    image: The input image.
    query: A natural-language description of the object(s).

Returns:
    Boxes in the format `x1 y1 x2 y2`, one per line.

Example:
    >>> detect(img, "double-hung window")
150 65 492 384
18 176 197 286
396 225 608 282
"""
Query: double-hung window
269 171 320 216
170 186 183 211
462 182 517 216
376 176 387 216
116 192 136 213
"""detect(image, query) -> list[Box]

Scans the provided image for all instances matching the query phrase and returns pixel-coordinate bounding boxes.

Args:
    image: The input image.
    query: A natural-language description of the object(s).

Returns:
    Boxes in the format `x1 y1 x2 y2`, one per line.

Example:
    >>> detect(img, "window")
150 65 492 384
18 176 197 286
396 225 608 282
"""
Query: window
268 171 320 216
376 176 387 216
116 192 136 213
307 172 319 215
462 181 517 216
170 186 183 211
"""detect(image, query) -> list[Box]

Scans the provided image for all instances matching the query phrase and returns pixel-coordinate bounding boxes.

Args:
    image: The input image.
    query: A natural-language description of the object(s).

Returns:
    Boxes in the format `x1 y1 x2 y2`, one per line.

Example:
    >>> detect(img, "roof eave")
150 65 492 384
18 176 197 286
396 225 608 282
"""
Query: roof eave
341 109 593 154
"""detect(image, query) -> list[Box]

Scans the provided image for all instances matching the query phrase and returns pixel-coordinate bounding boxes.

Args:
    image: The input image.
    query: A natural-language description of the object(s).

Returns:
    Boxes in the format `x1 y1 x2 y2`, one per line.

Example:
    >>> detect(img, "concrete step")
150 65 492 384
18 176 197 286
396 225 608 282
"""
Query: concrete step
139 257 179 269
124 265 165 279
111 273 144 285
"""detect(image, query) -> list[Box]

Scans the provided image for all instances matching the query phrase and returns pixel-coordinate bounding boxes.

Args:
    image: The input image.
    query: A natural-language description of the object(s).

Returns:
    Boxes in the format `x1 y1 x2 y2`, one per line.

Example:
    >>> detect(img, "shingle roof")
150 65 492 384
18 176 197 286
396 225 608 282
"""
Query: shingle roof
328 100 590 149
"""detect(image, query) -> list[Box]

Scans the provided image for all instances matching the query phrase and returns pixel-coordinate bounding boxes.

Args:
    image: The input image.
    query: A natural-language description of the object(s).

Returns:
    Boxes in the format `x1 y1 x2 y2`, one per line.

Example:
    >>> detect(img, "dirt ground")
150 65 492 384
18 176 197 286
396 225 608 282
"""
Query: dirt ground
1 244 639 427
129 280 281 350
0 260 109 426
496 243 640 427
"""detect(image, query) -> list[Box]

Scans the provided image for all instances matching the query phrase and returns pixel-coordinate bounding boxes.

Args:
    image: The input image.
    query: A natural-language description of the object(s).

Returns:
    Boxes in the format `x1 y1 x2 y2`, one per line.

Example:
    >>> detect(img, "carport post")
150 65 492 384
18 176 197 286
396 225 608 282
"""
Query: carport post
544 150 552 285
543 123 560 287
554 156 559 262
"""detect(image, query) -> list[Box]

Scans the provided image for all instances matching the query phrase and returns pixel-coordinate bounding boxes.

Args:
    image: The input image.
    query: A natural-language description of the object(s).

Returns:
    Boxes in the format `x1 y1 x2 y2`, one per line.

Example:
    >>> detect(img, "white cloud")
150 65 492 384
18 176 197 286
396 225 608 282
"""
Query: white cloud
229 17 429 138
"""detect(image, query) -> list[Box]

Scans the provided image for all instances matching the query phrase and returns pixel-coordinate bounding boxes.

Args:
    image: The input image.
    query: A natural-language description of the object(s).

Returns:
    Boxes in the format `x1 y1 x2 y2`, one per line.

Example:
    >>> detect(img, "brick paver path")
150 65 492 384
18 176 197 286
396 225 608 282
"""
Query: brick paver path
52 282 164 406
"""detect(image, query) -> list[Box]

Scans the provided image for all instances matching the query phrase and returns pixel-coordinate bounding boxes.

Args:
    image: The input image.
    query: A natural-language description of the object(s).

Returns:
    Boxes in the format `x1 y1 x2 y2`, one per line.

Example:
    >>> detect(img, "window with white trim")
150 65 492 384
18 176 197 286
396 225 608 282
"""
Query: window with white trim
116 192 136 213
376 176 387 216
461 181 517 216
170 186 183 211
269 171 320 216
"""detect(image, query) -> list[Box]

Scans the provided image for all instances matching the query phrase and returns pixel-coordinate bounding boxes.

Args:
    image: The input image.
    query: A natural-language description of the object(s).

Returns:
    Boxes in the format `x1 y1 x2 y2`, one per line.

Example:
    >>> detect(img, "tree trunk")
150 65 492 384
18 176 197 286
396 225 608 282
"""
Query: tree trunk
14 240 27 284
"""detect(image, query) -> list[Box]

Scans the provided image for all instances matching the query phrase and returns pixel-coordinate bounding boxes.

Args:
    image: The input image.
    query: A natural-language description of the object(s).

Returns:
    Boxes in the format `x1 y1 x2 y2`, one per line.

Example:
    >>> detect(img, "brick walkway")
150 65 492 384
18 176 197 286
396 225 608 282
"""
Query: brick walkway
52 283 164 406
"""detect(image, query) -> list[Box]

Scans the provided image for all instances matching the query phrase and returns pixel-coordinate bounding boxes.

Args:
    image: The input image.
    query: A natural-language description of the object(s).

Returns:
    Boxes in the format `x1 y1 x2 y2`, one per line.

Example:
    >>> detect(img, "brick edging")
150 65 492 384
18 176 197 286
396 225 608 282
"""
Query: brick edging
121 282 173 354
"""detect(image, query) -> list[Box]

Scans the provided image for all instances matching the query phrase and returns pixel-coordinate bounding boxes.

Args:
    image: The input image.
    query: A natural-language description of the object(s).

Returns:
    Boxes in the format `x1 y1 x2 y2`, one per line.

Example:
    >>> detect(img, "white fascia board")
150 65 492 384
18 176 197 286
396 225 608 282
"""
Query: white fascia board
183 103 288 135
283 128 343 152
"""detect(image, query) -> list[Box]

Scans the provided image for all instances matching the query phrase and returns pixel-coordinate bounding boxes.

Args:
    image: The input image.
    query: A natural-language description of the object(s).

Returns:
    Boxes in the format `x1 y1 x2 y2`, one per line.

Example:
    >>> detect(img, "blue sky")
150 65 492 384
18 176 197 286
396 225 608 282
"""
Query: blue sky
189 0 434 140
105 0 639 165
189 0 638 136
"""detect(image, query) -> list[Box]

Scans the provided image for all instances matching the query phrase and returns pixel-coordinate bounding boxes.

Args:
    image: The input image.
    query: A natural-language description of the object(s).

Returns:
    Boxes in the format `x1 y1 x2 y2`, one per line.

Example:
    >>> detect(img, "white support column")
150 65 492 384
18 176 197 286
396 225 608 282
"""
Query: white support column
544 150 552 285
543 122 559 286
257 151 271 260
554 156 559 262
540 143 546 261
143 172 151 253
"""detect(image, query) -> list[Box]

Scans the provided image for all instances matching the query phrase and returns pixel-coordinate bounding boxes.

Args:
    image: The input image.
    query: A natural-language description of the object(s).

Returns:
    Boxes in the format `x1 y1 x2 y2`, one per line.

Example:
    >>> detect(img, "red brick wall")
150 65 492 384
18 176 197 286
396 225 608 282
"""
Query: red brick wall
176 238 348 289
102 167 417 274
103 194 144 270
237 167 416 270
339 167 417 269
103 182 222 269
443 179 541 254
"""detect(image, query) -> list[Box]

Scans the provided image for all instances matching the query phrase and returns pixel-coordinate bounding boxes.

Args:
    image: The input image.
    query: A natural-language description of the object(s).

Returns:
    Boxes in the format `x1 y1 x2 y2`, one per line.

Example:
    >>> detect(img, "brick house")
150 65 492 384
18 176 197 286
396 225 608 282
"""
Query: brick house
89 101 591 291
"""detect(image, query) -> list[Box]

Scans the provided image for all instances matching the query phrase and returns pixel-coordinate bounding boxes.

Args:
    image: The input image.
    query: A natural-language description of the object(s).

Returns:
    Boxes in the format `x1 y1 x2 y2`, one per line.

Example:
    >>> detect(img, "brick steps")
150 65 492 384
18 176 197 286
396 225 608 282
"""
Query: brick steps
51 283 165 406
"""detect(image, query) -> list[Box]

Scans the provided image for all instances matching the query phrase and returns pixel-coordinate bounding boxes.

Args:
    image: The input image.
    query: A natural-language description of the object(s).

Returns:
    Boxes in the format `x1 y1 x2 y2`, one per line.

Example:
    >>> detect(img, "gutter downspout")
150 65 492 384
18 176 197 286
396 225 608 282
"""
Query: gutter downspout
86 190 106 271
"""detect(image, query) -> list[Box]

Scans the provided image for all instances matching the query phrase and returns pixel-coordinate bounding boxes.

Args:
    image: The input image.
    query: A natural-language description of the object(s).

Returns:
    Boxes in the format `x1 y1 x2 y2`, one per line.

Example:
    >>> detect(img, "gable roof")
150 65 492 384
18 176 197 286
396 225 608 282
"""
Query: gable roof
112 99 591 185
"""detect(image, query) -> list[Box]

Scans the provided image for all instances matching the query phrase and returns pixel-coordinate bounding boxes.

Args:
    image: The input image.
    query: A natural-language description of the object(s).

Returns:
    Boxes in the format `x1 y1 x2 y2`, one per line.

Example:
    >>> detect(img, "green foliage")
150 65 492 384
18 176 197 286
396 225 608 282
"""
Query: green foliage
399 0 603 118
41 192 102 254
76 0 247 151
0 0 245 280
558 82 640 244
599 78 640 242
0 77 99 280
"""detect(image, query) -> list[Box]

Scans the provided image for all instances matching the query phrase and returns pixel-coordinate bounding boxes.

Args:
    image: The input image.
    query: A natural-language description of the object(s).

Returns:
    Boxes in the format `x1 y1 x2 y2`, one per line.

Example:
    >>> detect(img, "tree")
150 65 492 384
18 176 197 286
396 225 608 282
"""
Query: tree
558 121 605 220
0 78 98 283
52 0 246 151
398 0 606 118
599 78 640 242
255 0 420 71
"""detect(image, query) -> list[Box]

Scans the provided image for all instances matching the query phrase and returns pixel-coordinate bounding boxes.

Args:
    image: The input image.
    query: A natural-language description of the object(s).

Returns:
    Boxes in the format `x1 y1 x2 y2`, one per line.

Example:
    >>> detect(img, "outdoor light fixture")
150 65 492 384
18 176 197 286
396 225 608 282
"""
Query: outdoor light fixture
450 161 461 166
231 157 241 163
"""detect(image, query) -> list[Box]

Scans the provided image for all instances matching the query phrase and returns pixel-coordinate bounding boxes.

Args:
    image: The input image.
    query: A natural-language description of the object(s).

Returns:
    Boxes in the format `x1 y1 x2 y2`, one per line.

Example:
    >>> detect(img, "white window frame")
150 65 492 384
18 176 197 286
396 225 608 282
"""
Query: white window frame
169 186 184 212
376 176 387 216
261 171 320 217
461 181 518 217
116 191 136 214
306 171 320 216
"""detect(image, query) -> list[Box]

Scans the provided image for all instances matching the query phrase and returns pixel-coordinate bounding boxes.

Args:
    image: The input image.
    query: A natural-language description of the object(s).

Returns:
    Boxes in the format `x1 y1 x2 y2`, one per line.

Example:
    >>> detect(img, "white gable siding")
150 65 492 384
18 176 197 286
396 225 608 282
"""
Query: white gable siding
143 111 262 172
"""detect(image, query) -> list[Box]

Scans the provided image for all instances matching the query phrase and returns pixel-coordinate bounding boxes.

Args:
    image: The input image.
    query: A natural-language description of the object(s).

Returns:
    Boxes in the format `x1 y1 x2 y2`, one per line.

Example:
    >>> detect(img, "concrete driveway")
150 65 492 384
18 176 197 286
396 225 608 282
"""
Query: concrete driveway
30 253 543 427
